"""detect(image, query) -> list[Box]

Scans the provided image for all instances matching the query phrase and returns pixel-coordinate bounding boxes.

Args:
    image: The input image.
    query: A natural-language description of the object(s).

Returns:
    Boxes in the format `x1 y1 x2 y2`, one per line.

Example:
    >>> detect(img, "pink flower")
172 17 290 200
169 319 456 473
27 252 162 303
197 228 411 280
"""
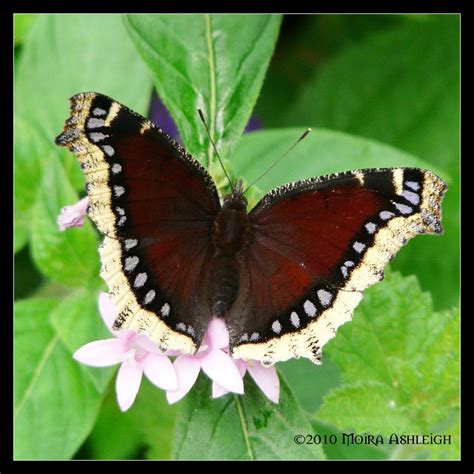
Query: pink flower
212 359 280 404
166 319 244 404
166 319 280 404
73 293 177 411
71 295 280 407
57 196 89 231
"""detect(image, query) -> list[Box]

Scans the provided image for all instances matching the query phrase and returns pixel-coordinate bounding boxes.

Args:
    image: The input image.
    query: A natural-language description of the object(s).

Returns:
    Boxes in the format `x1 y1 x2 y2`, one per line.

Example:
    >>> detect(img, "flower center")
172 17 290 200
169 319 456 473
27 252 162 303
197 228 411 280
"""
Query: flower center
123 341 149 365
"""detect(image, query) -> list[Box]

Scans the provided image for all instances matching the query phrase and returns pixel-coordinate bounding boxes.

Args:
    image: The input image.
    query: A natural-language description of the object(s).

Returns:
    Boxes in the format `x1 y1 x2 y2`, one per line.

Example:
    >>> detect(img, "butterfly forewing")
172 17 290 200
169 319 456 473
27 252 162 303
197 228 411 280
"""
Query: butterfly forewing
56 92 221 354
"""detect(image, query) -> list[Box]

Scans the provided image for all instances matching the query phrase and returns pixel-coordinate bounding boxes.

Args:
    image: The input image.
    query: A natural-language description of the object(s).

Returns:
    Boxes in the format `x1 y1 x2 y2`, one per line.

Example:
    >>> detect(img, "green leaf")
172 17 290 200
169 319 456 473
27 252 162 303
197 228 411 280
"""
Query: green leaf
124 14 281 183
49 289 114 392
129 378 177 459
30 154 100 287
15 116 60 214
14 247 44 300
316 272 460 459
14 298 60 406
256 15 408 128
278 357 341 413
319 381 413 434
86 377 177 460
15 14 152 191
285 16 459 308
14 14 39 45
85 387 145 460
14 215 28 254
14 297 114 459
173 373 325 460
14 115 58 253
287 17 459 174
415 307 460 423
49 289 108 354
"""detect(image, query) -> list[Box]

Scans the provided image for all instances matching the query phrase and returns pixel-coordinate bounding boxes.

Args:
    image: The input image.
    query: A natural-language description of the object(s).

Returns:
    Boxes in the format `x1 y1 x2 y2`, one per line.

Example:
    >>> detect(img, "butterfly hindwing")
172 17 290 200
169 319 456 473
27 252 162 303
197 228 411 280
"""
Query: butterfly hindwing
56 92 221 354
230 168 446 365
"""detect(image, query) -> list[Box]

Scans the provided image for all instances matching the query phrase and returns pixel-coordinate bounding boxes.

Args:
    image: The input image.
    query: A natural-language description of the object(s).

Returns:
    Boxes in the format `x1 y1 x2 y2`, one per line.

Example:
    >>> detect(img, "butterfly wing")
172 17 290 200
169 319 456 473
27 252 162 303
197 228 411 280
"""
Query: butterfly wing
229 168 447 365
56 92 221 354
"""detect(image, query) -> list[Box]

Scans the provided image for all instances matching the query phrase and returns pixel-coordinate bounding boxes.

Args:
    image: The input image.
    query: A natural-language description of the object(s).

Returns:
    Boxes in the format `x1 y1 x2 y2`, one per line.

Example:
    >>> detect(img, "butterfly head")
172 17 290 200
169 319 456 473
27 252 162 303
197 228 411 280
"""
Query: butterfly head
223 179 247 212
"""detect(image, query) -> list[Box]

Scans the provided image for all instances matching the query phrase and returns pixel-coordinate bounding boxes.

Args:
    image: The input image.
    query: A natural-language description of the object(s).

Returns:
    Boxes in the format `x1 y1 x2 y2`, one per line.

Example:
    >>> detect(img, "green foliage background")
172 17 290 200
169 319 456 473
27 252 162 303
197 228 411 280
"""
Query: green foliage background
14 14 459 460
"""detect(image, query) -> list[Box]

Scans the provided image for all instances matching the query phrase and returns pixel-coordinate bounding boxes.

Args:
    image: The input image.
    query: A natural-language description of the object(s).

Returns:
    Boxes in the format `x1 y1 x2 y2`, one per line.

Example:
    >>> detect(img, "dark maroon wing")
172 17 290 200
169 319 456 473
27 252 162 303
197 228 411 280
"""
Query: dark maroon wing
230 168 447 365
55 92 220 354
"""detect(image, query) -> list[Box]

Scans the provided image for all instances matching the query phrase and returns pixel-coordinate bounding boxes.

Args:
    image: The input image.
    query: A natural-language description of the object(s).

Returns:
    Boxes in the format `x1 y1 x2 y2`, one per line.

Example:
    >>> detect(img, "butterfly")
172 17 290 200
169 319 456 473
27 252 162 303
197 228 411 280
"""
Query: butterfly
55 92 447 367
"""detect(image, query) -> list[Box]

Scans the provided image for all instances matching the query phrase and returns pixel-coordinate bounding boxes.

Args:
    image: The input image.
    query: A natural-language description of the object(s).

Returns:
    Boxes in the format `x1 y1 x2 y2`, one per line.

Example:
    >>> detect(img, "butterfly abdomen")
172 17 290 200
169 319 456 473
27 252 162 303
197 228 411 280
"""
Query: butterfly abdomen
207 252 241 317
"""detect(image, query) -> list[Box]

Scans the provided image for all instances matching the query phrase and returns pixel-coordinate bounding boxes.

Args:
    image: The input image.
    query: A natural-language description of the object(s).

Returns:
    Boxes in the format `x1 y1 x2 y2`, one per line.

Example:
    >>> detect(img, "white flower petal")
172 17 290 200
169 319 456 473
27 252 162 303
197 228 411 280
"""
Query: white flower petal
248 362 280 403
57 197 89 231
98 292 118 333
166 356 202 404
234 359 248 377
98 293 135 342
135 333 160 354
201 349 244 394
73 339 124 367
163 348 181 357
116 360 143 411
206 318 230 350
211 381 230 399
143 354 177 390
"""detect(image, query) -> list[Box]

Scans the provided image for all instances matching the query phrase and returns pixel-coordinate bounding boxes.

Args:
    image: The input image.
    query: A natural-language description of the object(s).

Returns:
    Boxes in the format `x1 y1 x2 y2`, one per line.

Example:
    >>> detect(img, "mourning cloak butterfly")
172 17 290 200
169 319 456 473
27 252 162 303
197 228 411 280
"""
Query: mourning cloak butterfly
55 92 447 366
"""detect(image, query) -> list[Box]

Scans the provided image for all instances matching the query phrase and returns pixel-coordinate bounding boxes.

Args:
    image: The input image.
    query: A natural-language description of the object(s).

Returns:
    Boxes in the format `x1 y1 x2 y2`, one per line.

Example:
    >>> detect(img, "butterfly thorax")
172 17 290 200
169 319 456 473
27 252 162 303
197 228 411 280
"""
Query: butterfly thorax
212 191 249 255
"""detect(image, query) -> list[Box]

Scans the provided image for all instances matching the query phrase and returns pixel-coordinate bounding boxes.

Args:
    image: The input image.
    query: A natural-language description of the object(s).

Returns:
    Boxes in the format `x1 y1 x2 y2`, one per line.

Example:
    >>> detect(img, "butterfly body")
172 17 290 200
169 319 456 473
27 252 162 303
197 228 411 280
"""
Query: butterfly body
207 188 248 319
56 92 447 366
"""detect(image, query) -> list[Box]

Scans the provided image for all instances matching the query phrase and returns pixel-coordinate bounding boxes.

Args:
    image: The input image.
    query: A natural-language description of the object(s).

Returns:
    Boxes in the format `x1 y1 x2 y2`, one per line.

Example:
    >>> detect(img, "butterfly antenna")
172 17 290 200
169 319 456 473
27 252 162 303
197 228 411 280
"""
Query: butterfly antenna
198 108 235 194
242 128 311 195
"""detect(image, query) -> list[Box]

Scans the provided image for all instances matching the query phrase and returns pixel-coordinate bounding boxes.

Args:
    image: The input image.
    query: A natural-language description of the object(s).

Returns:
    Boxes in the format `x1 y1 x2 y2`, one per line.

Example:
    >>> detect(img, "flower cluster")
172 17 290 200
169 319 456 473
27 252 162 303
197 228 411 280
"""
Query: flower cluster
74 292 279 410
